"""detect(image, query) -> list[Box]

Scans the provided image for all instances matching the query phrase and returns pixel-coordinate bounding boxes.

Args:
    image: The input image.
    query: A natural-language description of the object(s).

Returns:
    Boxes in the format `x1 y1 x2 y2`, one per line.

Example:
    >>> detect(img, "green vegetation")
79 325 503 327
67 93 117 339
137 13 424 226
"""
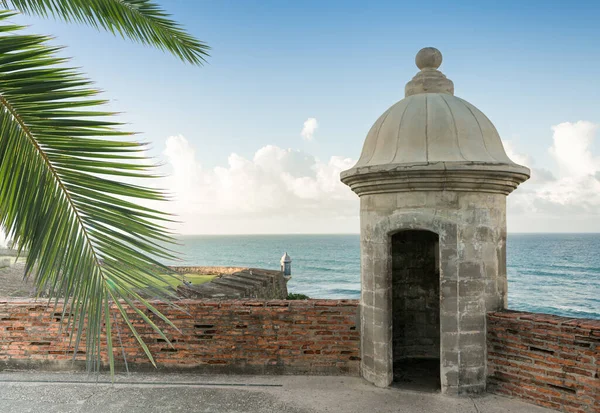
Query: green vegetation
156 273 216 288
0 1 208 373
287 293 310 300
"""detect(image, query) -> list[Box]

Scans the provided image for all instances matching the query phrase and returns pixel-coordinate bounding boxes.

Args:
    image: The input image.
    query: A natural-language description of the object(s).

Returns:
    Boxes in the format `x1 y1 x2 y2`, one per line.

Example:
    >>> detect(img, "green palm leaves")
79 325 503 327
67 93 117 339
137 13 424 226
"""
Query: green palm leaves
0 2 202 372
2 0 210 64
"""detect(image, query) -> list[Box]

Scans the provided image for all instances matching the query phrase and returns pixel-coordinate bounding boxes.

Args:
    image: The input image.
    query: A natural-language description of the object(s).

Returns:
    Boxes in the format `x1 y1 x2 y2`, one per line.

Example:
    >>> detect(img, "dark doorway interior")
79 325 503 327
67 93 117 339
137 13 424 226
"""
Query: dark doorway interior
391 230 440 392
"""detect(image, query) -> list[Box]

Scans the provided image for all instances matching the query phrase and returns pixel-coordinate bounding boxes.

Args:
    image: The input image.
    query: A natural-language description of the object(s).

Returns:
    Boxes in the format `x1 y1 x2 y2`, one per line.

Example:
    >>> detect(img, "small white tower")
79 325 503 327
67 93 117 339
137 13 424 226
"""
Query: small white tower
280 252 292 278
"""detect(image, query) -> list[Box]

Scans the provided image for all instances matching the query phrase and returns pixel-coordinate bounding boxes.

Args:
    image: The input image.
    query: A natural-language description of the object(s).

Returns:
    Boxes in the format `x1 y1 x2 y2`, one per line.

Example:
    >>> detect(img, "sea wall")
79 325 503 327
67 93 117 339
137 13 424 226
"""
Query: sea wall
0 299 360 375
487 311 599 413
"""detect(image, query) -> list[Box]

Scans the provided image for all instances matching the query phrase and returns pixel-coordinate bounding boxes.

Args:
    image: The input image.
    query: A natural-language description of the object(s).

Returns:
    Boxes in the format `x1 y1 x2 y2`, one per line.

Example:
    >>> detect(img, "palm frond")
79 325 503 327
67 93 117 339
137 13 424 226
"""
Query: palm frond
2 0 209 65
0 10 179 371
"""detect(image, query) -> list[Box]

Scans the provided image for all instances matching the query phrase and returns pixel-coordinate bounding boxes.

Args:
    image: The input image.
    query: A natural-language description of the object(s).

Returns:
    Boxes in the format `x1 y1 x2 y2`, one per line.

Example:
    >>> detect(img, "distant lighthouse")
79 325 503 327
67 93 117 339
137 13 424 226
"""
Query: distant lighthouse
280 252 292 278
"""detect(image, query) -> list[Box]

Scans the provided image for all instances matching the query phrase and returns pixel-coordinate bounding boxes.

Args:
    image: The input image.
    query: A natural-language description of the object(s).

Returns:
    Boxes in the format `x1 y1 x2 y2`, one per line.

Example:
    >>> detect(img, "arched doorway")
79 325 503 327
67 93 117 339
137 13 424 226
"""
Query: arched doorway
391 230 440 391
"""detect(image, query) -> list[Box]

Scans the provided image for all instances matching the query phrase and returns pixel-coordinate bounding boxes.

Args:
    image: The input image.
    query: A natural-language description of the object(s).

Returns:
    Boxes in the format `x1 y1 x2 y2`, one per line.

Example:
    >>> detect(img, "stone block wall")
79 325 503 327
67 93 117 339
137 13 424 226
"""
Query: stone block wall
359 191 507 393
392 230 440 361
174 268 289 300
487 311 599 413
0 299 360 375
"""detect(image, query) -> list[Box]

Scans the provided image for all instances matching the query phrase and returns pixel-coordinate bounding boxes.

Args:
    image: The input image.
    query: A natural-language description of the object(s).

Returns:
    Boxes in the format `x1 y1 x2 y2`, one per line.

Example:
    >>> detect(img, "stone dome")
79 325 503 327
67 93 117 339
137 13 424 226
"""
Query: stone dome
341 48 530 195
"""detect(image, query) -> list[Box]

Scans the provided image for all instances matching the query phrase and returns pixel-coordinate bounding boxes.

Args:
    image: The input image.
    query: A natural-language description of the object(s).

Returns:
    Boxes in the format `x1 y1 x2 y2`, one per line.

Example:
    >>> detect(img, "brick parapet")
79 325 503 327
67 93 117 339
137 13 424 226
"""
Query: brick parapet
487 310 599 412
0 299 360 375
3 299 598 412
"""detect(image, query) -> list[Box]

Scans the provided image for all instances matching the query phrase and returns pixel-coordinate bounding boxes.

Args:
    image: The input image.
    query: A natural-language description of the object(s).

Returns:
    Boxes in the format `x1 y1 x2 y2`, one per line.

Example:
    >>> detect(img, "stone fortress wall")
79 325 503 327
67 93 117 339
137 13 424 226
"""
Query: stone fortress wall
170 266 289 300
0 299 598 412
487 311 599 413
0 299 360 376
0 262 598 412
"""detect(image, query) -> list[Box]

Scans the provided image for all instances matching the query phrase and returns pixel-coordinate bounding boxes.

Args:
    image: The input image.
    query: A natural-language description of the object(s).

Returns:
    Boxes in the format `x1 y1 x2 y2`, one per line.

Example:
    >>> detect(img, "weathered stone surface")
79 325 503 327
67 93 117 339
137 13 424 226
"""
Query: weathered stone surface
0 372 558 413
176 268 288 300
392 231 440 363
340 47 528 395
353 192 510 393
487 311 600 412
0 299 360 377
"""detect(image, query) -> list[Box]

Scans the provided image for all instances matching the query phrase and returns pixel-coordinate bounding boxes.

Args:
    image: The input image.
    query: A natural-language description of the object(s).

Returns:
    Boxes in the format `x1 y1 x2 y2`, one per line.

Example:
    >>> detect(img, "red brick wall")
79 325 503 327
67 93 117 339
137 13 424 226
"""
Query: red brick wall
487 311 599 413
0 299 360 375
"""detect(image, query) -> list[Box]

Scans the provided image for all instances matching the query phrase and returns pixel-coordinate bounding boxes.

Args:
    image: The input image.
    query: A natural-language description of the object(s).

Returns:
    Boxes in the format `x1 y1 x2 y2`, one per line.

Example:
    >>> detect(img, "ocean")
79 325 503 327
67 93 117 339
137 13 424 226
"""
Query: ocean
165 234 600 320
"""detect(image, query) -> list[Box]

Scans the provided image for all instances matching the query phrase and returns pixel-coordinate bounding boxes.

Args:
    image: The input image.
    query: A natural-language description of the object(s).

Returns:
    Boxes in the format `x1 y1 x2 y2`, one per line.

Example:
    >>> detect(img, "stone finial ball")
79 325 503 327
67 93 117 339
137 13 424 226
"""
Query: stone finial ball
415 47 442 70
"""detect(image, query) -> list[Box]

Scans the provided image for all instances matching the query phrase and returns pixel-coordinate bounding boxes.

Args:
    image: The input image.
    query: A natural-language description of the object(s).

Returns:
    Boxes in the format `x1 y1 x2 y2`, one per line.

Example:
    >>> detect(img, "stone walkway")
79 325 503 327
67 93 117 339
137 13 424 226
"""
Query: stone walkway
0 260 33 298
0 372 553 413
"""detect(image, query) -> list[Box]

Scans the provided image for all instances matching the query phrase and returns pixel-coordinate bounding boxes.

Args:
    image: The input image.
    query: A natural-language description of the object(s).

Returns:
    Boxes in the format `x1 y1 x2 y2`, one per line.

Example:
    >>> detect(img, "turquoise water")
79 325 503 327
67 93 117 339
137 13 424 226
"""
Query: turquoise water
166 234 600 320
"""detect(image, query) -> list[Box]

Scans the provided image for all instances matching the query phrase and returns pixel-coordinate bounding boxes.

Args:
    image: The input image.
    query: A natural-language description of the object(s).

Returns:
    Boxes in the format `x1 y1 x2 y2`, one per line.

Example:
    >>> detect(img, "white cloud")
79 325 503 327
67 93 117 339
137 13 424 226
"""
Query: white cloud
301 117 319 141
503 140 532 168
503 140 554 185
161 136 357 234
549 121 599 178
158 120 600 234
507 121 600 232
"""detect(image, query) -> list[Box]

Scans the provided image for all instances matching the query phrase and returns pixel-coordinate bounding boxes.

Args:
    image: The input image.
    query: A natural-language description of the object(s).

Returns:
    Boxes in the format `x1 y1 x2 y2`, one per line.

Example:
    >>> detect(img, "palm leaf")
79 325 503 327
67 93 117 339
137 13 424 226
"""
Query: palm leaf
1 0 209 65
0 10 179 371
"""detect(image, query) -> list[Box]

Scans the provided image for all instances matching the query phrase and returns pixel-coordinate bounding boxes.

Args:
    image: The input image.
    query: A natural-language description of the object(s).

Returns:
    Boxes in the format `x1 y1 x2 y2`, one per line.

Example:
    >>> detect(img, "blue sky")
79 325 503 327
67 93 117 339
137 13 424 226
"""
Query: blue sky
11 1 600 233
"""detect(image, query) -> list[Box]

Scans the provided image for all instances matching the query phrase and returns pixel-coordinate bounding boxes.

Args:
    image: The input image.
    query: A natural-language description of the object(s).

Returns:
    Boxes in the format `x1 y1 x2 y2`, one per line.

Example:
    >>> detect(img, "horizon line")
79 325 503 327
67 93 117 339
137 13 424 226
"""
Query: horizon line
175 232 600 236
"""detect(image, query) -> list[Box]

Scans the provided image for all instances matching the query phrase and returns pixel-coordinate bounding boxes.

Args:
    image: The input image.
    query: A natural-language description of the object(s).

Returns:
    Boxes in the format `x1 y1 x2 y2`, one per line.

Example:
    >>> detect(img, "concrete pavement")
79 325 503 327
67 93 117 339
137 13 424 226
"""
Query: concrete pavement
0 372 554 413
